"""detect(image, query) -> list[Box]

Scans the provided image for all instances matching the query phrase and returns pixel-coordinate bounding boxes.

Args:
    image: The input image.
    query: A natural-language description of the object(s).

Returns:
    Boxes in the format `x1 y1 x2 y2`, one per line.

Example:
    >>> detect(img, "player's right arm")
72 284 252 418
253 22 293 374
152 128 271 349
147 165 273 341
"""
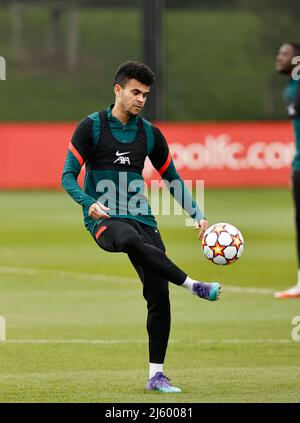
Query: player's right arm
61 117 109 219
148 125 207 239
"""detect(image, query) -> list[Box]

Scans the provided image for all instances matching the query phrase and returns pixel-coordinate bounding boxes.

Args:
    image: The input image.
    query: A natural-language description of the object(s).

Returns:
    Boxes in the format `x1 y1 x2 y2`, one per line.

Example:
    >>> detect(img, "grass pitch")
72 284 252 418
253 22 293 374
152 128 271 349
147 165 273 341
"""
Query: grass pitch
0 188 300 403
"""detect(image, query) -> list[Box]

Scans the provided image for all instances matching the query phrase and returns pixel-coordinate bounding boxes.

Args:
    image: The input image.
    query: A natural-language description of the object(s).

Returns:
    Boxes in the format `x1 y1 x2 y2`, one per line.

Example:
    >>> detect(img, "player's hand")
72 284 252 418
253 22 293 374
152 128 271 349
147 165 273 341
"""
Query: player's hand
194 219 208 241
88 202 110 220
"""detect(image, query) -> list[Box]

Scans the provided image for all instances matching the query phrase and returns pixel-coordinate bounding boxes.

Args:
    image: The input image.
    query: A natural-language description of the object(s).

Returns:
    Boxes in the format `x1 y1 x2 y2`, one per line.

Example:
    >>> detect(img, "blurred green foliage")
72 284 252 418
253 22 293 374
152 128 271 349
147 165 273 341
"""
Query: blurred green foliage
0 5 298 121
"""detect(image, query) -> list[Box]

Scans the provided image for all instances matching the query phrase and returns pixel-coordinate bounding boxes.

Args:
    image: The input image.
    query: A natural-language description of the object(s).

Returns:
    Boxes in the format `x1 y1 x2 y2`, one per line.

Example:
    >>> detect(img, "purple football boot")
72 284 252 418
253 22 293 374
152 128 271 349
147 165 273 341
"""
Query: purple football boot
145 372 181 393
192 282 222 301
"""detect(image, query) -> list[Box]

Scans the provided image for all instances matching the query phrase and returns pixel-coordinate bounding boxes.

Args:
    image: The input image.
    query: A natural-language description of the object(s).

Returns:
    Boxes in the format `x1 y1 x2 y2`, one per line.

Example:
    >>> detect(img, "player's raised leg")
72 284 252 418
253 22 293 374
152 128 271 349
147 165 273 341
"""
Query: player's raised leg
95 219 222 302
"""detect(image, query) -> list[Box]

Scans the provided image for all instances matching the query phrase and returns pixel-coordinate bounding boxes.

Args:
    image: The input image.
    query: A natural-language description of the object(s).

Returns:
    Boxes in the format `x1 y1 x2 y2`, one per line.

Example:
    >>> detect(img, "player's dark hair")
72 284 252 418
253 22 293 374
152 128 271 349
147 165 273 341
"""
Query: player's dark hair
113 61 155 87
287 42 300 57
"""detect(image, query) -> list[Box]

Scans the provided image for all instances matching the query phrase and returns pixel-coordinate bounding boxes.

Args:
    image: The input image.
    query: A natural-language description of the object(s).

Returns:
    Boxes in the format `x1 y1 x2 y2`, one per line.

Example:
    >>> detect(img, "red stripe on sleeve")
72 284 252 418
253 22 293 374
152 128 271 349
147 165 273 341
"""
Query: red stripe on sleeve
158 152 172 176
69 142 84 167
95 225 107 240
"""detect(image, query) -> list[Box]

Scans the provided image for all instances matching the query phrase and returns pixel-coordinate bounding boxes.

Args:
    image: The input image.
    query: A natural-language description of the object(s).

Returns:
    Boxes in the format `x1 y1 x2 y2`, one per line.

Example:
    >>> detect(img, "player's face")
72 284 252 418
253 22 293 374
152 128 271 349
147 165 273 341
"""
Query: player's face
115 79 150 117
276 44 295 74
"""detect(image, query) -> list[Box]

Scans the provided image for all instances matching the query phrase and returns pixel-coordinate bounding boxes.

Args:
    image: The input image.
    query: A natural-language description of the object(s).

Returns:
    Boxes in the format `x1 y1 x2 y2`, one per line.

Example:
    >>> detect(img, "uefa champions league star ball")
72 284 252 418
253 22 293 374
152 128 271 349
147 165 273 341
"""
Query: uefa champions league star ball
202 223 244 265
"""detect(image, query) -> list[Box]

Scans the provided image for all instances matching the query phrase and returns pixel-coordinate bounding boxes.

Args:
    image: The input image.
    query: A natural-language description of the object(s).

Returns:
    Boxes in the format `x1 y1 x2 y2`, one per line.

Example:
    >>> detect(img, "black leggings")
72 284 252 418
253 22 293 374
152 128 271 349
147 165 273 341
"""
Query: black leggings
292 171 300 265
94 218 187 363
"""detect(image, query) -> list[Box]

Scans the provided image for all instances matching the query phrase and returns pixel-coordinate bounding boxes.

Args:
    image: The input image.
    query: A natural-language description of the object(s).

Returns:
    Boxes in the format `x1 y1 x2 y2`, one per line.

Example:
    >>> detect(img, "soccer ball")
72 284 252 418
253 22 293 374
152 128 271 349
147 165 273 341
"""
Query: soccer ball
202 222 244 265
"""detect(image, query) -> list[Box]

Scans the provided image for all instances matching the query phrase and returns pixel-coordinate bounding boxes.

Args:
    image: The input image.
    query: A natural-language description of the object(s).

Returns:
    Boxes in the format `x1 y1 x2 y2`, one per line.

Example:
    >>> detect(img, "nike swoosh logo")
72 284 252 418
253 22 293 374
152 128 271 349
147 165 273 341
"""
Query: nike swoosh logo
116 150 131 156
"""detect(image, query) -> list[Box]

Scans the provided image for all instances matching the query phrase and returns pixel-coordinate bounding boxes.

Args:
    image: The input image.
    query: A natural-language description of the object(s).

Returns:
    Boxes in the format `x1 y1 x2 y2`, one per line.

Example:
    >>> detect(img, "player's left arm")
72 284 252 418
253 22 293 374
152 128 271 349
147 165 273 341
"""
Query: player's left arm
149 126 208 240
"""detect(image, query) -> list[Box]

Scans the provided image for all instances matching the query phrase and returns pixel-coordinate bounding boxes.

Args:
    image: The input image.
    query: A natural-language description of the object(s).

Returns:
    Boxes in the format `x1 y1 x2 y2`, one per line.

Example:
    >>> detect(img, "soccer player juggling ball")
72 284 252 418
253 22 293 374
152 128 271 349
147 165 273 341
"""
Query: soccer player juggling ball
275 43 300 299
62 61 222 393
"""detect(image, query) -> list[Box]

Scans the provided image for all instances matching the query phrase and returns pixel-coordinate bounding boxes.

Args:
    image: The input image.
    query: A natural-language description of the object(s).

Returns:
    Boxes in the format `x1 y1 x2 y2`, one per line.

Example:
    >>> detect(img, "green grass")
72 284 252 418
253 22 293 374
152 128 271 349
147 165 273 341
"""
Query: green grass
0 189 300 402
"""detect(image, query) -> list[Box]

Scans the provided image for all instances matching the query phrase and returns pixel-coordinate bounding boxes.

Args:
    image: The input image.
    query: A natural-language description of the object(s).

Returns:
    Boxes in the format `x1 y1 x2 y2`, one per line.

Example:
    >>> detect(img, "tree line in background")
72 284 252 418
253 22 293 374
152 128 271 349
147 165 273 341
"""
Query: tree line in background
1 0 299 121
7 0 300 70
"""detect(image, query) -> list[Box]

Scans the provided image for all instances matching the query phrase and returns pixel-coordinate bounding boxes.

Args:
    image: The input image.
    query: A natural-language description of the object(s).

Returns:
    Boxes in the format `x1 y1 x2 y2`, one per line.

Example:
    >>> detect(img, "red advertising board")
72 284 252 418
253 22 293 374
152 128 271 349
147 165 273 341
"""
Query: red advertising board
0 121 295 188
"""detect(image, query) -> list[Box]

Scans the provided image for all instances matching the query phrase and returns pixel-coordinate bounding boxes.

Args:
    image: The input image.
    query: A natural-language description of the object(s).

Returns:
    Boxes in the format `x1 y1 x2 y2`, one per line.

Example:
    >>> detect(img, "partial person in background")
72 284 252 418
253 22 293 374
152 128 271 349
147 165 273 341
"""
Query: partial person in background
275 42 300 298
